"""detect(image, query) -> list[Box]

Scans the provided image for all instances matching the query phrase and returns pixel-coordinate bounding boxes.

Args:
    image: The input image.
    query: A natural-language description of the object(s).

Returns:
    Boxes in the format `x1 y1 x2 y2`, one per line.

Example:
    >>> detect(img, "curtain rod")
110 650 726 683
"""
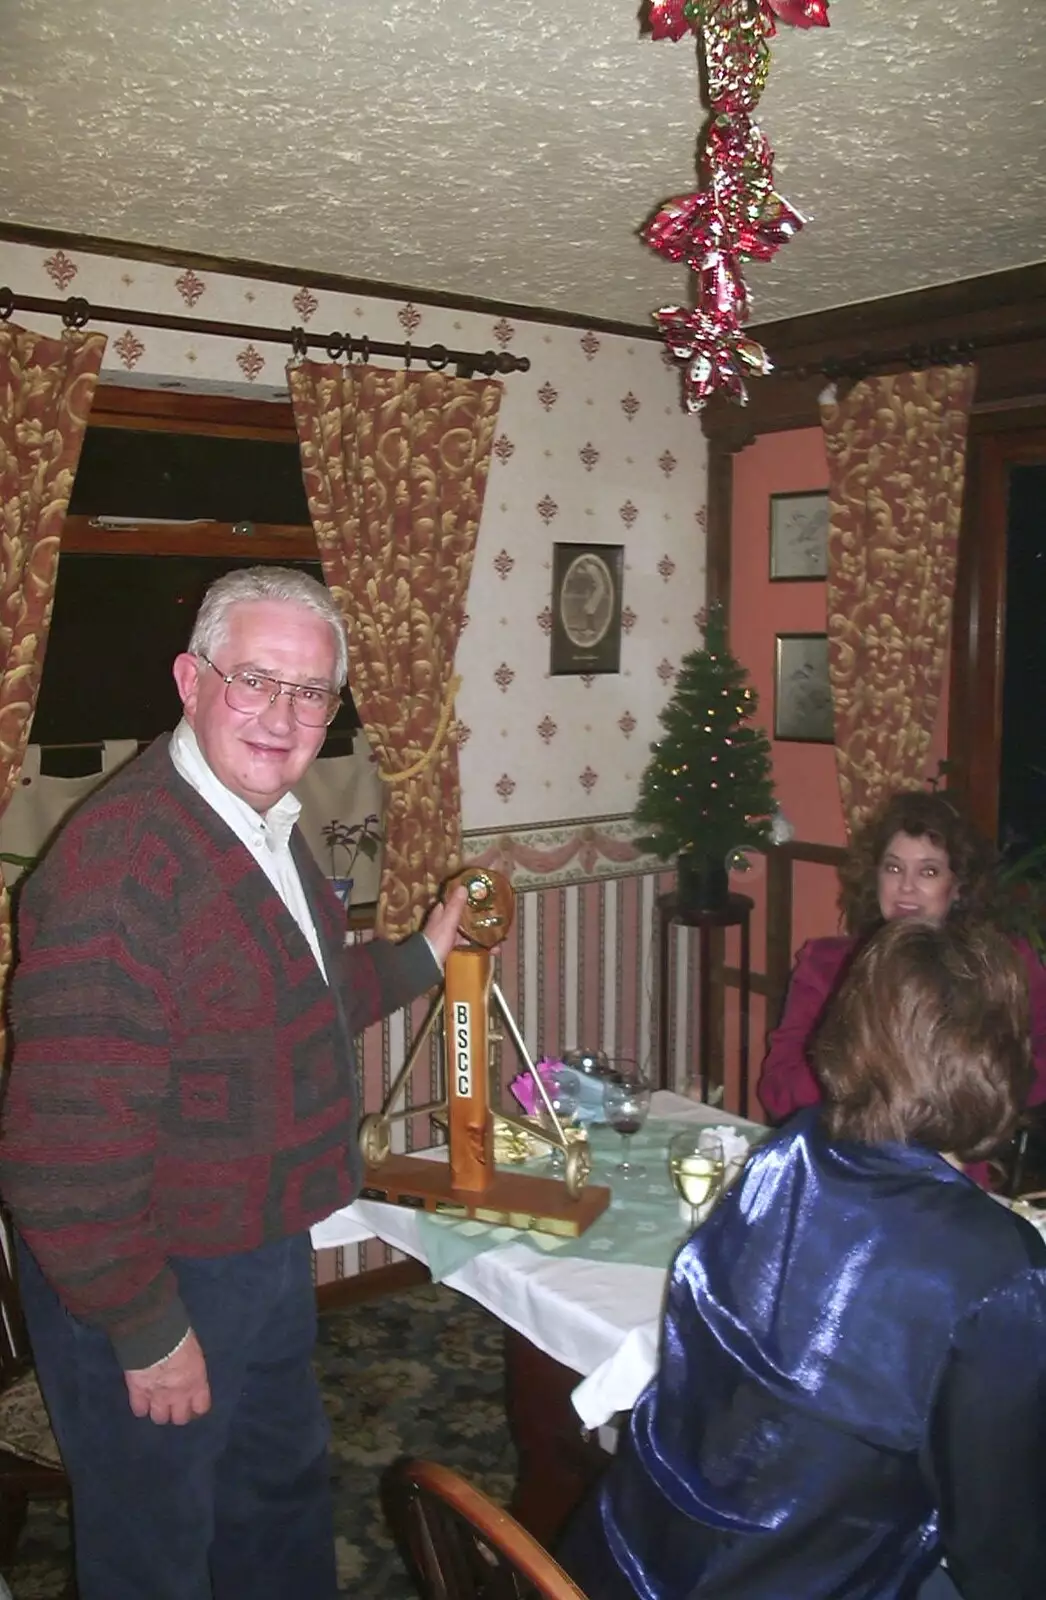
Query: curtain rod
0 287 531 378
774 335 988 384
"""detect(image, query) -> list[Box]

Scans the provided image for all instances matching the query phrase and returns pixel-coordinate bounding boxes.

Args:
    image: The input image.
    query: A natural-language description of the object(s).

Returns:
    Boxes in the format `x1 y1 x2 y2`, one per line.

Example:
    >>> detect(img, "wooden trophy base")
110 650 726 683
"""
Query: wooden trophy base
359 1154 611 1240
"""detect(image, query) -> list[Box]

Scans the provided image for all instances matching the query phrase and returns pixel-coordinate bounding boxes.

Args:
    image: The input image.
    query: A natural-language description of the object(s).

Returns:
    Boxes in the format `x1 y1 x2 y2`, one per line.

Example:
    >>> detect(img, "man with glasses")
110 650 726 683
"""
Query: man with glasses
0 566 467 1600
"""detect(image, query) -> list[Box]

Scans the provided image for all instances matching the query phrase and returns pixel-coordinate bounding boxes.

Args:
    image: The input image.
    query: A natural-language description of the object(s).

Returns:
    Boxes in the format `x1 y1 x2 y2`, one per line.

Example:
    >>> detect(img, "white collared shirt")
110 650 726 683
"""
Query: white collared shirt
169 719 328 982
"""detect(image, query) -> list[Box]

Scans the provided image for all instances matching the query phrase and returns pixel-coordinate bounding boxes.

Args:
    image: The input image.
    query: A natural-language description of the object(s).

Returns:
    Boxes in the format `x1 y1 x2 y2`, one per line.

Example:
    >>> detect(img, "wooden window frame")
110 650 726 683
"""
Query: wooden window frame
65 386 318 560
949 410 1046 839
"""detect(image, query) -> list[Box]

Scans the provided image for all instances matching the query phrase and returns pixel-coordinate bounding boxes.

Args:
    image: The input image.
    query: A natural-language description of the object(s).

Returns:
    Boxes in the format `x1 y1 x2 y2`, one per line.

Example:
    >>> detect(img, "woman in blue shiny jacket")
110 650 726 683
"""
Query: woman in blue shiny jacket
561 919 1046 1599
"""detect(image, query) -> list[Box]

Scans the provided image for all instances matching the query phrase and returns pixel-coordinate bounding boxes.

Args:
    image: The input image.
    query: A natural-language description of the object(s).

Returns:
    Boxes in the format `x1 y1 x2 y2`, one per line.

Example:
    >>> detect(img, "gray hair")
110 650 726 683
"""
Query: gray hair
188 566 348 689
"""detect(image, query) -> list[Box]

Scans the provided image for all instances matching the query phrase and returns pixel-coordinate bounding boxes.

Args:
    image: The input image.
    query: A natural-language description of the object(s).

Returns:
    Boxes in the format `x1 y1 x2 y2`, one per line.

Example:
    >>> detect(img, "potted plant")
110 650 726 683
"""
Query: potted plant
633 603 777 911
321 813 382 908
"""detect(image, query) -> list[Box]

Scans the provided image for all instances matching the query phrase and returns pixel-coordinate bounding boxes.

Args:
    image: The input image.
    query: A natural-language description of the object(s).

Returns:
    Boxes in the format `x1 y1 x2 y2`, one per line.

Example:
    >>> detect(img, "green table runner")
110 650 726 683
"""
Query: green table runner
414 1116 767 1283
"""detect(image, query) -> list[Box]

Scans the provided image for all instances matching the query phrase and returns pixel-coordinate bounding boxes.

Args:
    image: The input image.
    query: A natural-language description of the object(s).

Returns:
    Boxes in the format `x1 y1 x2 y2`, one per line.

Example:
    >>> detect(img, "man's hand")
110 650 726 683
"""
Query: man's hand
422 885 469 967
125 1330 212 1425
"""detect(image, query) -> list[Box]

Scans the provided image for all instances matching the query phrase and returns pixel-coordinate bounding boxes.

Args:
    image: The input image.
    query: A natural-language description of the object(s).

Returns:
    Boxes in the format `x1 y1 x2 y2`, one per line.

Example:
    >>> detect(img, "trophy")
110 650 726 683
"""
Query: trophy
356 867 610 1238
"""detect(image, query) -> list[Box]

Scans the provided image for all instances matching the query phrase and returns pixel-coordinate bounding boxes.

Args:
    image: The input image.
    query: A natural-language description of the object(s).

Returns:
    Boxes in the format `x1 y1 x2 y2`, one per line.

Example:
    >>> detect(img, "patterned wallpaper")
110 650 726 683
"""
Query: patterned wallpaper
457 326 707 848
0 238 709 883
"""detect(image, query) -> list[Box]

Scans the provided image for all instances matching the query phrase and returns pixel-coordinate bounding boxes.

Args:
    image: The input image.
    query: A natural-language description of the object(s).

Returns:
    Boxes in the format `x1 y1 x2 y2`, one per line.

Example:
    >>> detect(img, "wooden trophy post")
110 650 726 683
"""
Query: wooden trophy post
444 947 496 1192
359 869 610 1239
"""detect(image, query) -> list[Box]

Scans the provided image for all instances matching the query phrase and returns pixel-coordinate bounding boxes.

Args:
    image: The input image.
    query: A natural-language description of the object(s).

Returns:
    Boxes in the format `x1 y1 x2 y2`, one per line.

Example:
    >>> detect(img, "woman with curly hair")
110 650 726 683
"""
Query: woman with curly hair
757 789 1046 1145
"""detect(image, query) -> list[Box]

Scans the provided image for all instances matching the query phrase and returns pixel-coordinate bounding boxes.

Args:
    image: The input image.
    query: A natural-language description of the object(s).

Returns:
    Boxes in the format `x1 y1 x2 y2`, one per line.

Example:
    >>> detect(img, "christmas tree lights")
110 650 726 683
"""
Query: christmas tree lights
634 602 776 872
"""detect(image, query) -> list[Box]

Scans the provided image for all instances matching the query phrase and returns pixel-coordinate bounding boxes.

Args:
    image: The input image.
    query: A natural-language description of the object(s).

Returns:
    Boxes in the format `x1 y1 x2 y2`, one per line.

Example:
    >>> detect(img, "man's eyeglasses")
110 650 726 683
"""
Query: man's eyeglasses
198 655 341 728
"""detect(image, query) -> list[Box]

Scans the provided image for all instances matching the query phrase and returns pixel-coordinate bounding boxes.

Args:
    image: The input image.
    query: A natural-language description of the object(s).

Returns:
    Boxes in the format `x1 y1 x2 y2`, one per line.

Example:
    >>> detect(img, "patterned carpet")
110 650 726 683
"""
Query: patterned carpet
7 1283 518 1598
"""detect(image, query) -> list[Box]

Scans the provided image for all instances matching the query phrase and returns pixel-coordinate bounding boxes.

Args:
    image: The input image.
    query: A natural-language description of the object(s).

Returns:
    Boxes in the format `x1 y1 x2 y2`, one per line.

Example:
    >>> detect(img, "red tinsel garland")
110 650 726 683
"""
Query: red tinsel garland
649 0 828 44
645 0 829 411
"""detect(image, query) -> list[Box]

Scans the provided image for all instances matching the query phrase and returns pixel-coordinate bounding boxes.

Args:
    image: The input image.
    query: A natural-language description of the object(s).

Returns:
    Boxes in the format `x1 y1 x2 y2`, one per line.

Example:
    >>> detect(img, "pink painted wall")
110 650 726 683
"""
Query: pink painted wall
732 428 846 941
725 424 951 1116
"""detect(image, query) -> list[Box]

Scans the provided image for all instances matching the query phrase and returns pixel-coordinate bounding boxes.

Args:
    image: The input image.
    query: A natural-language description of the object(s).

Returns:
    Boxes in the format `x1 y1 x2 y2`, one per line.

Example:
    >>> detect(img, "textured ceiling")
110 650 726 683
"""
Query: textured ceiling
1 0 1044 328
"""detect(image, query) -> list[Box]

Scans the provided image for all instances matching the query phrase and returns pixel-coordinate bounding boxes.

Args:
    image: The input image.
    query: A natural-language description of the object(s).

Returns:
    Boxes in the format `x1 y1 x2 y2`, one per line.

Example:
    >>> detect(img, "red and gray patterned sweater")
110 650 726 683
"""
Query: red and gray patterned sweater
0 738 438 1368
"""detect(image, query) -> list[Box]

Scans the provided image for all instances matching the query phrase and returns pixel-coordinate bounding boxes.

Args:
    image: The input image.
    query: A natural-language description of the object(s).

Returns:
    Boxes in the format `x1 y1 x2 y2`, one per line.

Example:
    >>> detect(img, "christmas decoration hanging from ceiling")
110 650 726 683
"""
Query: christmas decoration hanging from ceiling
644 0 830 413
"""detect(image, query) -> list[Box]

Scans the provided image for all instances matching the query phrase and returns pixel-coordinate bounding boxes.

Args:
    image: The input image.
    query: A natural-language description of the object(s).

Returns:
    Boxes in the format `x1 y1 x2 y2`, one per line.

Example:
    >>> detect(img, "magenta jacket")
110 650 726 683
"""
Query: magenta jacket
759 933 1046 1126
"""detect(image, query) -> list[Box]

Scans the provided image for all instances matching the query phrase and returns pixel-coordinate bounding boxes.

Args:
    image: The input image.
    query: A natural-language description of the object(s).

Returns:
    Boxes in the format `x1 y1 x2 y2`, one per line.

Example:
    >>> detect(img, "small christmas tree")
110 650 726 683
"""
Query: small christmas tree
634 603 776 872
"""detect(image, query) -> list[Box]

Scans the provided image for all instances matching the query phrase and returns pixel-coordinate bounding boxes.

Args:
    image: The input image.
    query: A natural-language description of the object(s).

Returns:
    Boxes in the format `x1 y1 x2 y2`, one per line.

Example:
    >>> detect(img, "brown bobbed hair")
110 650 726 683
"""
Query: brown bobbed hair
814 919 1031 1162
838 790 997 936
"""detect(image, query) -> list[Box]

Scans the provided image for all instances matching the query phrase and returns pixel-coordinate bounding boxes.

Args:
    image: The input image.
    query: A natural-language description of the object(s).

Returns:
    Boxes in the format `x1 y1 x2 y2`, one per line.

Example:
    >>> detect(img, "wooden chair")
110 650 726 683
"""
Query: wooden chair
0 1215 73 1588
384 1456 590 1600
1001 1106 1046 1199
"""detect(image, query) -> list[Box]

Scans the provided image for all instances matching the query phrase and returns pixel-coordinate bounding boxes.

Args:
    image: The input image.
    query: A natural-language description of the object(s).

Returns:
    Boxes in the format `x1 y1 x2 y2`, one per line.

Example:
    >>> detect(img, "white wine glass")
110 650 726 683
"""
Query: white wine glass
603 1075 652 1180
668 1128 726 1229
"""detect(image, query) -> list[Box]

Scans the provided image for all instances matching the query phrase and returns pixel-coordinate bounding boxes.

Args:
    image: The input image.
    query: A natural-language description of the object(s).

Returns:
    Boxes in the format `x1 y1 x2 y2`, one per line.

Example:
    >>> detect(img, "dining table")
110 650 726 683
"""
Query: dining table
311 1090 765 1541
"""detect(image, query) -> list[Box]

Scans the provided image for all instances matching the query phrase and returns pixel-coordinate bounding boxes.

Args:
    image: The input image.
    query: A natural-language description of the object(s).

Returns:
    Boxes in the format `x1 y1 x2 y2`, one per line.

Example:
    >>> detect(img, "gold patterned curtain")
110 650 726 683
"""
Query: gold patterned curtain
0 322 107 1041
820 364 977 836
289 362 501 938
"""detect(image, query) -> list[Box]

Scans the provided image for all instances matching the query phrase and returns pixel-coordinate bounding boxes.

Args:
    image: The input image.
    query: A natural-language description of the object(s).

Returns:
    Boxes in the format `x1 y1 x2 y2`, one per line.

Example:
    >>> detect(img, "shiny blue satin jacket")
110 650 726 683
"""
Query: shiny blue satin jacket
561 1111 1046 1599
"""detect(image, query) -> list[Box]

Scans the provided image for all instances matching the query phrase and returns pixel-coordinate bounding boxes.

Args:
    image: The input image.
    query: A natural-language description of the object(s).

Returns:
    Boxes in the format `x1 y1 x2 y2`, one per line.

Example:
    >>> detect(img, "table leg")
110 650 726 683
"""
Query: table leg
698 927 712 1103
658 907 670 1091
739 914 750 1117
503 1329 609 1546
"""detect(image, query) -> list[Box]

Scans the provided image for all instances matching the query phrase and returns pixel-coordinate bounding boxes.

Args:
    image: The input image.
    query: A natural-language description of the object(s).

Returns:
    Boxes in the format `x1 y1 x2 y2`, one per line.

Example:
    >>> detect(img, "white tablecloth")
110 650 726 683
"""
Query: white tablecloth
311 1092 757 1429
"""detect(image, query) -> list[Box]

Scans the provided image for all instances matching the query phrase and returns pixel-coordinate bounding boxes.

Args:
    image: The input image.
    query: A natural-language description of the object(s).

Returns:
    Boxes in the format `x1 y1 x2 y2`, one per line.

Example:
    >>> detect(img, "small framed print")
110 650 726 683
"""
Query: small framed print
774 633 835 744
550 543 624 675
769 490 829 581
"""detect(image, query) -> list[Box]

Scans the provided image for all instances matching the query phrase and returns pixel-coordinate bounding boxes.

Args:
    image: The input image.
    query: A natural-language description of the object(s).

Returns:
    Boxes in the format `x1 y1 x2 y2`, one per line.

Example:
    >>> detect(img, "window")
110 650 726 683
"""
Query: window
34 387 360 769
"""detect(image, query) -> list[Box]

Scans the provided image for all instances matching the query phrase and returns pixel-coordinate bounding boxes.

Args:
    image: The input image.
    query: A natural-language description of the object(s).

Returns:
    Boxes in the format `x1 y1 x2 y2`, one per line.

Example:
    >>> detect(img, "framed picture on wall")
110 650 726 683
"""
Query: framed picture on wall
550 542 624 675
769 490 829 580
774 633 835 743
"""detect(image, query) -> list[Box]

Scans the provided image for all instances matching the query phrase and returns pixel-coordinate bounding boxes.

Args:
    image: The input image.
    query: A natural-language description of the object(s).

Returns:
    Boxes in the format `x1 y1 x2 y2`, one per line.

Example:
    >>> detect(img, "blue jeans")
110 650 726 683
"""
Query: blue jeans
18 1232 337 1600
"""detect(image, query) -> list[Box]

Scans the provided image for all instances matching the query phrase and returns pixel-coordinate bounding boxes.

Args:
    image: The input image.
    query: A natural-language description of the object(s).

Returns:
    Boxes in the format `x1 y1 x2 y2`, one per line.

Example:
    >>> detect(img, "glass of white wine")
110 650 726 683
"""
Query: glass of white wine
668 1128 726 1229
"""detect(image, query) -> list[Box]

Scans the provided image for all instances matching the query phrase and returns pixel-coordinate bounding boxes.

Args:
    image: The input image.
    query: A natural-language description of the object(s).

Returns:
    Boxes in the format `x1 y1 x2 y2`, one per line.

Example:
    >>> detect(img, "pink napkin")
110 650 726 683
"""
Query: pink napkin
508 1057 565 1117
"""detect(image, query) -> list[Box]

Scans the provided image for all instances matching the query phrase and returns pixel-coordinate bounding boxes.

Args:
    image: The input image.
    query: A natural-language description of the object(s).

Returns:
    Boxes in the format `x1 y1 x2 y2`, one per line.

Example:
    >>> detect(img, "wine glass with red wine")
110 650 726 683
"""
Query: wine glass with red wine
602 1074 652 1179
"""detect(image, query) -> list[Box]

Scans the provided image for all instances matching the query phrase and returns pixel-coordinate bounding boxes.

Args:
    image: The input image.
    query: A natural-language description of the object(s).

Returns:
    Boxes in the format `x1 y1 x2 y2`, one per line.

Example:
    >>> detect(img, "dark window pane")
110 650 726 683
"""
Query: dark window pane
32 554 359 749
69 429 311 524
